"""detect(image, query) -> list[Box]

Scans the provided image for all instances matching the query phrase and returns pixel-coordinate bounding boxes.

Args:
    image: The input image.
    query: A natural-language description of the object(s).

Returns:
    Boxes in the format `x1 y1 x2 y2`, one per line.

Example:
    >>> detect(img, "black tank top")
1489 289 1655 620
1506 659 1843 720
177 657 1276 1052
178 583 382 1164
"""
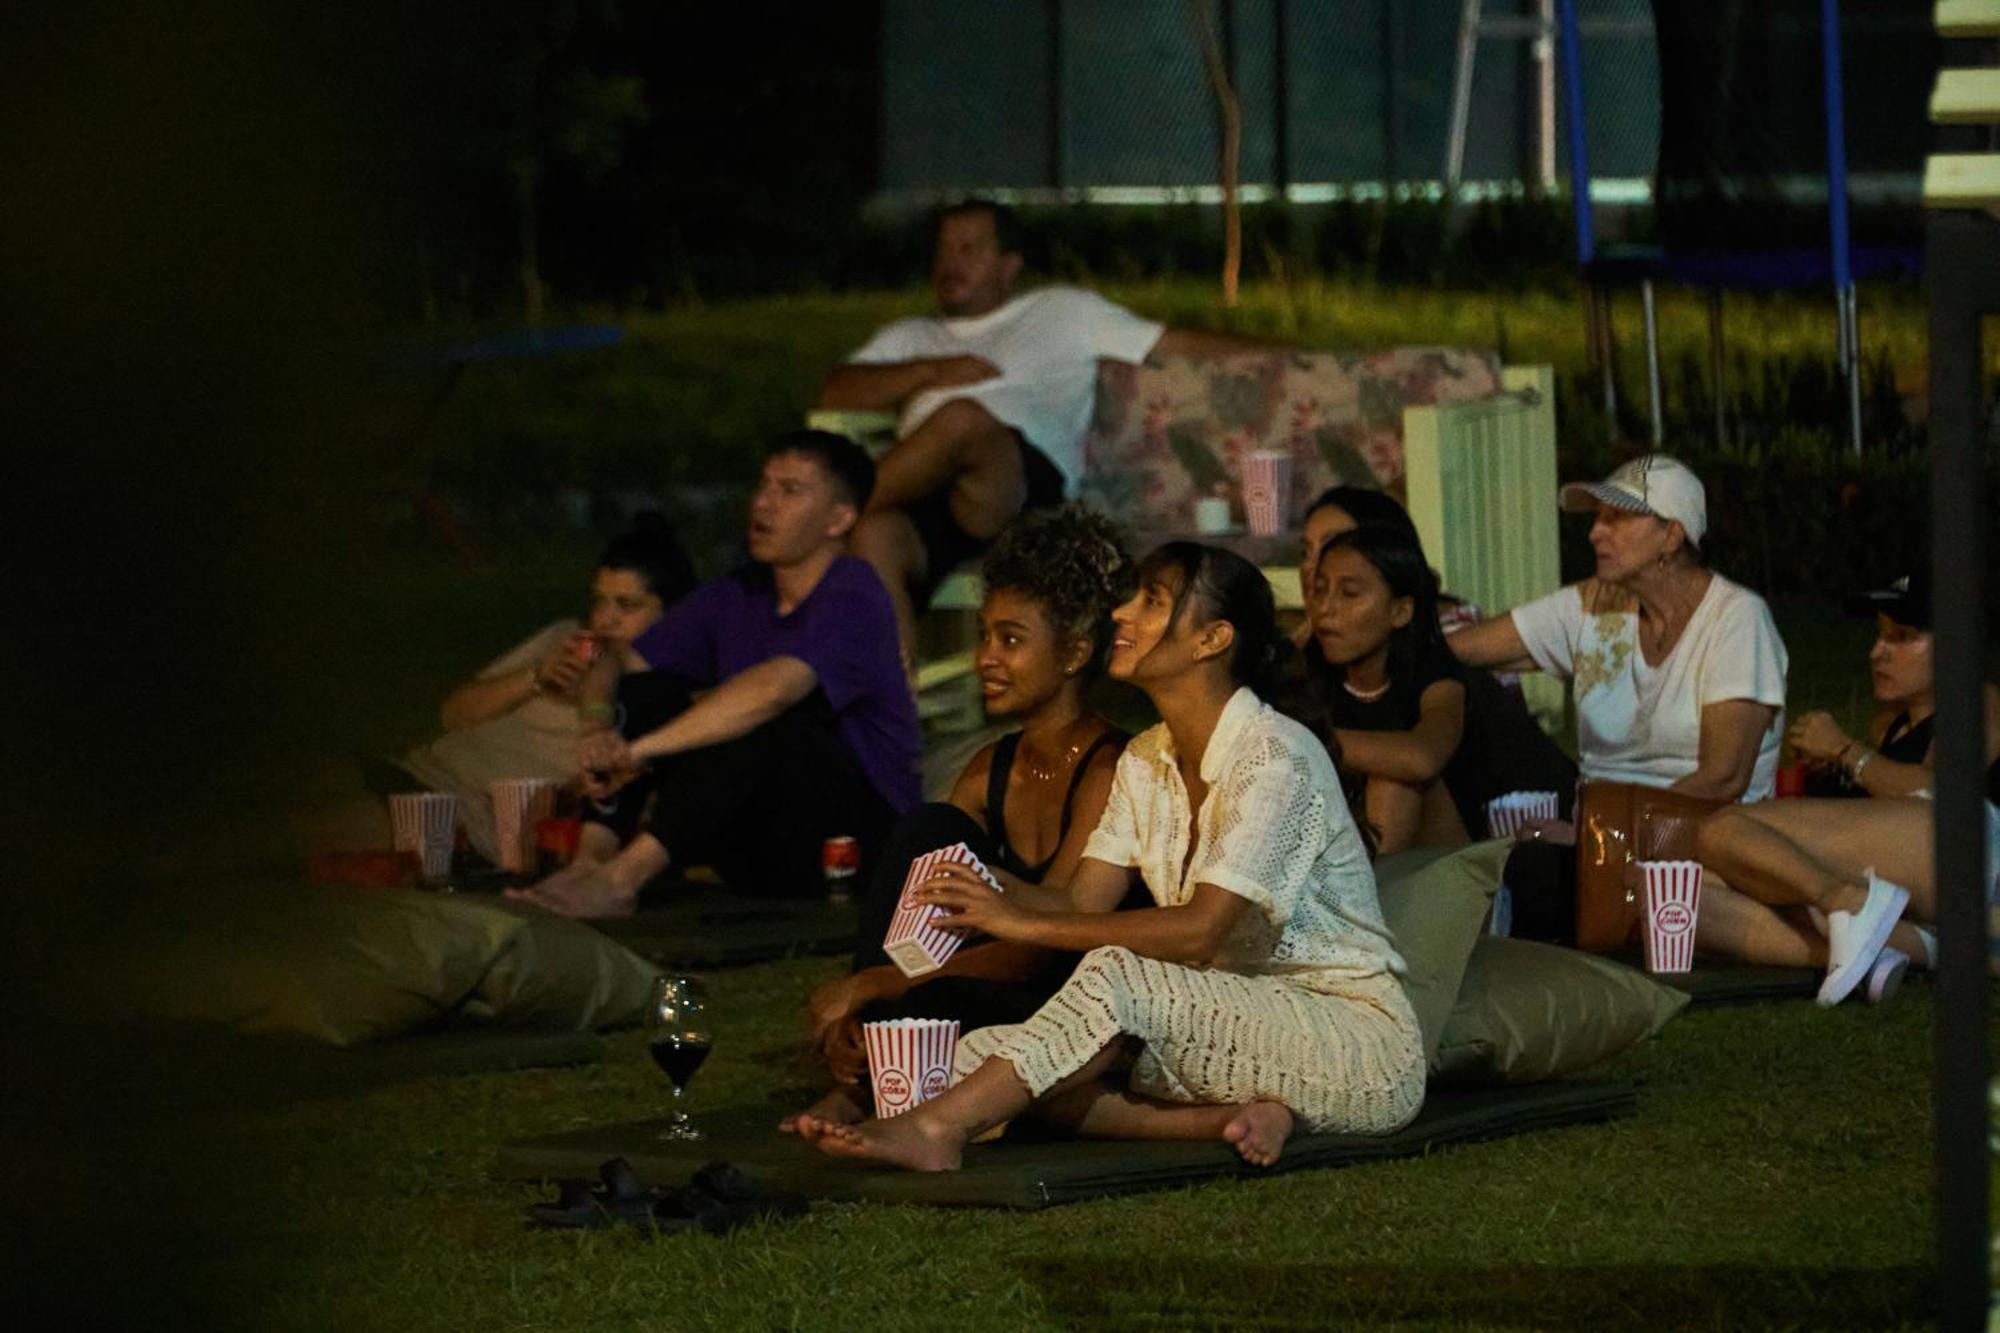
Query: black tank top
984 729 1124 883
1807 710 2000 803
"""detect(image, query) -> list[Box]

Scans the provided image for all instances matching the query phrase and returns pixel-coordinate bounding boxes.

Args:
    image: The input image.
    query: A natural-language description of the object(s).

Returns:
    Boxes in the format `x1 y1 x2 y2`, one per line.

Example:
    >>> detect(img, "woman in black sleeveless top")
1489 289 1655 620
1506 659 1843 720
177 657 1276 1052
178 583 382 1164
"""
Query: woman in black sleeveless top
784 506 1135 1131
1692 569 2000 1004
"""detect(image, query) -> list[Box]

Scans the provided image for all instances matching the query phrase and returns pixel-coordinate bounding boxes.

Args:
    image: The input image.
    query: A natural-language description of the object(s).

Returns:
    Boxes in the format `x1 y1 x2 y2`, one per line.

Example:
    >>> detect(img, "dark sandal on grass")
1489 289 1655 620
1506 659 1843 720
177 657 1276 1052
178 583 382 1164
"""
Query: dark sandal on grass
527 1158 806 1235
680 1162 808 1234
527 1156 663 1230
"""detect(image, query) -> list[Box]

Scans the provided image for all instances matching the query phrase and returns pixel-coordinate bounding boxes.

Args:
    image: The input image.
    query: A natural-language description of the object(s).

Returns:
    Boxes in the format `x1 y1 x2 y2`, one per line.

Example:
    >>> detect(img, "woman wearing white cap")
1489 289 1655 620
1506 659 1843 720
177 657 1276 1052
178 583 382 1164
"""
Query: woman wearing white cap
1450 453 1790 807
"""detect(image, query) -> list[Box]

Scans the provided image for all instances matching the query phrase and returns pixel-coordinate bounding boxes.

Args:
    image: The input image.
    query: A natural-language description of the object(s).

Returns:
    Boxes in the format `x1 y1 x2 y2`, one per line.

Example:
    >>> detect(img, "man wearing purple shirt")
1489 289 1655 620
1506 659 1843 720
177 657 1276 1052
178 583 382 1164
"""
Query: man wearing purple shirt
510 431 920 918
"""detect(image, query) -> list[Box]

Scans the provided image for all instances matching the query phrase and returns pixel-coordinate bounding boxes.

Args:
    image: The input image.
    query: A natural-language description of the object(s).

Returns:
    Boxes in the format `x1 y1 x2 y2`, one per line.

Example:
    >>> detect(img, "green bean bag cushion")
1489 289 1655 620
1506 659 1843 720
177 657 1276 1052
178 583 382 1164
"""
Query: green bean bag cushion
128 883 656 1046
1432 934 1690 1086
1372 839 1511 1062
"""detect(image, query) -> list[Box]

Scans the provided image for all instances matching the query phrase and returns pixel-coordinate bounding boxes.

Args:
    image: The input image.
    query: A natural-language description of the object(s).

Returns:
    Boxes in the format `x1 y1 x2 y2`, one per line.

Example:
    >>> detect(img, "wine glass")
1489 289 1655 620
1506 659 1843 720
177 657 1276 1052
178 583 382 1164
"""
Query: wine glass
645 975 711 1142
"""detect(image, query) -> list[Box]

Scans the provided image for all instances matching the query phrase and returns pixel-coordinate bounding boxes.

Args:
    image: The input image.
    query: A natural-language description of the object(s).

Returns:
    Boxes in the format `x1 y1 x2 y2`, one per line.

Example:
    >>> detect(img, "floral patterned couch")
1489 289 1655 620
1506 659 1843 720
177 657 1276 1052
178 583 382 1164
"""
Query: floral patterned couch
1077 347 1506 530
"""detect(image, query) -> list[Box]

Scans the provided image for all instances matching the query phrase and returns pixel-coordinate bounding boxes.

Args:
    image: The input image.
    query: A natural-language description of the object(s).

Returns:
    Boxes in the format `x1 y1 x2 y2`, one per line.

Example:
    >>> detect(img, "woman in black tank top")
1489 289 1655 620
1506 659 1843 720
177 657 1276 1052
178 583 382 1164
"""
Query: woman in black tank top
784 506 1135 1132
1690 569 2000 1003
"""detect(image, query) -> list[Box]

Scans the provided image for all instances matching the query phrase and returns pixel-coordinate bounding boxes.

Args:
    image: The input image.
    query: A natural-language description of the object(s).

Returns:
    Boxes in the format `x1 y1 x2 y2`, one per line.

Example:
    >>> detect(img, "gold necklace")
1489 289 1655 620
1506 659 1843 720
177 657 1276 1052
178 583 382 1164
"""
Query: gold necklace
1020 735 1088 783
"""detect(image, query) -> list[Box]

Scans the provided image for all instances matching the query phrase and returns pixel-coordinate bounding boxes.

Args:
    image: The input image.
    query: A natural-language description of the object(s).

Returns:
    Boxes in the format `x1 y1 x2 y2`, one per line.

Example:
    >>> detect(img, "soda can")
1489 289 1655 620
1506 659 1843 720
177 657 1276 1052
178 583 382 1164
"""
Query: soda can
822 835 860 903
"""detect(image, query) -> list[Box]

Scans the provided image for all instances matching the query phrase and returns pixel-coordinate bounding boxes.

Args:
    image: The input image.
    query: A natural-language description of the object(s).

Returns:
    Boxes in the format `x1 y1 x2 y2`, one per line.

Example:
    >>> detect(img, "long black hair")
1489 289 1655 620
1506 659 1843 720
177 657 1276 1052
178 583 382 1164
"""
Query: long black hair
1308 524 1448 719
1134 542 1332 751
597 512 696 608
1303 485 1424 547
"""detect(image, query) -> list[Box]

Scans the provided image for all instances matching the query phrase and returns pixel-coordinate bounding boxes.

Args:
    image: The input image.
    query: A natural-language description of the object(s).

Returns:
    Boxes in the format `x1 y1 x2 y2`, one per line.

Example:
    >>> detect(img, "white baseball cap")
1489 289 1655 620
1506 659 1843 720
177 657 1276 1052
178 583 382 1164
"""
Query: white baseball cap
1559 454 1708 548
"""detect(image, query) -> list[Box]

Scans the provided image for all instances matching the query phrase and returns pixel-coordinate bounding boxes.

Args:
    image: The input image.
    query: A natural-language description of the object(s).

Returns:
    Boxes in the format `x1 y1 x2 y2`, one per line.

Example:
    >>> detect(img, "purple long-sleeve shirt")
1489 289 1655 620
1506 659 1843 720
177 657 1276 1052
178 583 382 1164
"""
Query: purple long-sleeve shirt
628 556 920 812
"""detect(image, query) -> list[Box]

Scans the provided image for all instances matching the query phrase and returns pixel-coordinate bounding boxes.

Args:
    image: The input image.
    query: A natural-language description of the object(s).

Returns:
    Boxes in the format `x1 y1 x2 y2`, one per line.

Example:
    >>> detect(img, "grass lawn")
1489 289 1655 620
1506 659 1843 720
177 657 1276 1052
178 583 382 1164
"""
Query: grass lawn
163 963 1950 1332
83 285 1992 1328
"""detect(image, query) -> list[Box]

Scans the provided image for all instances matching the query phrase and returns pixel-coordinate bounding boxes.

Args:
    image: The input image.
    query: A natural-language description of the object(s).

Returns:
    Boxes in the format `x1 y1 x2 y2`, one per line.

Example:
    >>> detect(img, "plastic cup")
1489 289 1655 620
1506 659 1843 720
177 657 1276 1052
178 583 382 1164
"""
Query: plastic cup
1775 763 1806 798
491 778 561 873
388 792 459 885
862 1018 959 1118
1639 859 1703 973
1485 790 1560 839
1193 495 1232 534
1241 450 1293 536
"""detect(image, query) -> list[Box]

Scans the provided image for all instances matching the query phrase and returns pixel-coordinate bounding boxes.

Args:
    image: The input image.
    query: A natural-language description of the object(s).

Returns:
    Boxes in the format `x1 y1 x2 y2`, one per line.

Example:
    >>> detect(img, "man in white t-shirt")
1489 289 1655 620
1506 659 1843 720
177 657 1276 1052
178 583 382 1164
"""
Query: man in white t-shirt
819 199 1269 656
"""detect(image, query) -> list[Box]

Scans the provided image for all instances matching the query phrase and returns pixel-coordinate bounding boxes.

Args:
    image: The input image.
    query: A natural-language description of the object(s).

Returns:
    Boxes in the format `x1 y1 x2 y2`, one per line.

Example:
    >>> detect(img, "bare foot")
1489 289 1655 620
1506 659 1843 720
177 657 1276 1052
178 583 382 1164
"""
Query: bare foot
800 1112 965 1172
1222 1100 1294 1168
778 1086 867 1135
503 864 636 918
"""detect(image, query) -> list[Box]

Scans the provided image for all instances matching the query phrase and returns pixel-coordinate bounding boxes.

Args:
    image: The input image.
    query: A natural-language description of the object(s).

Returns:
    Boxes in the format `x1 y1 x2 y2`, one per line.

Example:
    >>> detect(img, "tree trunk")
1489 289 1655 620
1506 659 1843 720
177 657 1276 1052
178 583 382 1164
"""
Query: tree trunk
1191 0 1242 308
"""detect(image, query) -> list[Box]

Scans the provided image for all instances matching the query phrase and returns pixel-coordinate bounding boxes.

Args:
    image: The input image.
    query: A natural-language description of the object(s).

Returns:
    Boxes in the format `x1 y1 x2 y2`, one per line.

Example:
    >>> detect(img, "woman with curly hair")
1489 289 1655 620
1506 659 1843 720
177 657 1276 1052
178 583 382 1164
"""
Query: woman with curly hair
783 504 1137 1131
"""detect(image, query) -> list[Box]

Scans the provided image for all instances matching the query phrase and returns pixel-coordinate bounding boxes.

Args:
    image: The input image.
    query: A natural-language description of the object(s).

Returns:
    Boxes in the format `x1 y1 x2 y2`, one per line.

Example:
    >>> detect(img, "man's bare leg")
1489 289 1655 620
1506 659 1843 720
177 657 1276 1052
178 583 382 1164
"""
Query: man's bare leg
505 831 668 918
849 509 925 669
868 397 1027 537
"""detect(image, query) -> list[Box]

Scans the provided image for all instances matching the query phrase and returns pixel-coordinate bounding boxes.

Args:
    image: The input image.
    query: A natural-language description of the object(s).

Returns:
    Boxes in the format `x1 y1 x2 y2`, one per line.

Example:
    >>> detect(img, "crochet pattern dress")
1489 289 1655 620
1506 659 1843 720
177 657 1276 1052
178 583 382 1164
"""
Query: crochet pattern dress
955 688 1426 1135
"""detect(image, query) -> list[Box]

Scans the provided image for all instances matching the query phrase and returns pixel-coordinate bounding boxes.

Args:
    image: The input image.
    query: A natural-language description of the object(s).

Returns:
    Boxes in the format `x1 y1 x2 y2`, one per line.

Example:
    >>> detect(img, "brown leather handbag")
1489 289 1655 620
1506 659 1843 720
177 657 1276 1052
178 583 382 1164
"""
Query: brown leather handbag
1573 781 1726 952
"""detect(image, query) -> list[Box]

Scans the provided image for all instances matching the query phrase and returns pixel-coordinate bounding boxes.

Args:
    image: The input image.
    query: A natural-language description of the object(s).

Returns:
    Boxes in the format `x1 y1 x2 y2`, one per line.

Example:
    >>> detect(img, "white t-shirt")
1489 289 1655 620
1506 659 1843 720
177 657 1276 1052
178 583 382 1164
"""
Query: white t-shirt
400 619 583 859
1082 687 1405 989
848 285 1164 488
1510 575 1789 800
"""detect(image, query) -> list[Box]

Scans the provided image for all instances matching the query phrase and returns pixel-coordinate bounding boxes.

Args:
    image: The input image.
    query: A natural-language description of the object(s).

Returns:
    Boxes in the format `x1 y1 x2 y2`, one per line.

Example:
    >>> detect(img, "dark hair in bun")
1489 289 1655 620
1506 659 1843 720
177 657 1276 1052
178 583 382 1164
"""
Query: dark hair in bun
597 512 695 607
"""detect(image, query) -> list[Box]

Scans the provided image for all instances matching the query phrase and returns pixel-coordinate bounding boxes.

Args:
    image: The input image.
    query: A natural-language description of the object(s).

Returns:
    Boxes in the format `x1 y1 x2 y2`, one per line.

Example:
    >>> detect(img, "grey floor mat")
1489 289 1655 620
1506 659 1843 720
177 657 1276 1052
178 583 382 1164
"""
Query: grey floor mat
498 1079 1635 1209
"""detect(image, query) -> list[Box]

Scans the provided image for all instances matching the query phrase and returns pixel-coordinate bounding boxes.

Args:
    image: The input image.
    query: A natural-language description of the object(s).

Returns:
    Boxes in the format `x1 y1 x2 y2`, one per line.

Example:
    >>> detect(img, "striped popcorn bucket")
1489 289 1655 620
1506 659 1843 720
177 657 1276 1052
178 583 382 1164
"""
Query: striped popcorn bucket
388 792 458 885
862 1019 959 1118
490 777 560 873
883 842 1000 978
1639 859 1704 973
1484 790 1560 839
1240 450 1293 536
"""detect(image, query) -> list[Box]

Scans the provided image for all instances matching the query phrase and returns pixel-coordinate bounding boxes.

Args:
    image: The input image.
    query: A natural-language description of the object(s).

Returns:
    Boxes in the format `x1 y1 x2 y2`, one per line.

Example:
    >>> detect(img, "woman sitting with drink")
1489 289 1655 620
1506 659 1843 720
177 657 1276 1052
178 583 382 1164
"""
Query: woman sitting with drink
796 543 1424 1170
1692 568 2000 1003
783 505 1135 1130
388 513 694 863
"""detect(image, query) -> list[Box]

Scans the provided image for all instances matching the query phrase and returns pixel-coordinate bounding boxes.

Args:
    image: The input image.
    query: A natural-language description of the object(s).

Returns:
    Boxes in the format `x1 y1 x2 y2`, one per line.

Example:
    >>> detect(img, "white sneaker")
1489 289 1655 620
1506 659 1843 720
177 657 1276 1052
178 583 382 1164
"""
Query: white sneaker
1818 871 1911 1007
1865 947 1909 1004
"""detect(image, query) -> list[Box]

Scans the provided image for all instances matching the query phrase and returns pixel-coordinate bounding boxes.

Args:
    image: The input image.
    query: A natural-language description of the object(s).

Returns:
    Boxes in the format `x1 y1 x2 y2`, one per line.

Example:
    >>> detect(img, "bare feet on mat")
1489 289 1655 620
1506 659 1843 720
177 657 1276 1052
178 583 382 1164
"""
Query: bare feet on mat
503 863 637 918
1222 1100 1294 1167
796 1112 965 1172
778 1086 867 1135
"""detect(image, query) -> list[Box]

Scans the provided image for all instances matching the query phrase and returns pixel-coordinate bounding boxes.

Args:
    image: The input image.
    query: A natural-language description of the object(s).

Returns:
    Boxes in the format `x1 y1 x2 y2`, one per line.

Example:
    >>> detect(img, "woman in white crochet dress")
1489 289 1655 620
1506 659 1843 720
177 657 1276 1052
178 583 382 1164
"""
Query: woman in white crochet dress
797 542 1425 1171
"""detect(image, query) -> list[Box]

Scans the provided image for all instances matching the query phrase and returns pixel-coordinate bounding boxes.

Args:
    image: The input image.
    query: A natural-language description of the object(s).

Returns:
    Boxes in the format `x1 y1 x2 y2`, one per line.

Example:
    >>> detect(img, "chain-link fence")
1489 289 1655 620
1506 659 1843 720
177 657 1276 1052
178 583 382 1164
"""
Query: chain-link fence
879 0 1664 200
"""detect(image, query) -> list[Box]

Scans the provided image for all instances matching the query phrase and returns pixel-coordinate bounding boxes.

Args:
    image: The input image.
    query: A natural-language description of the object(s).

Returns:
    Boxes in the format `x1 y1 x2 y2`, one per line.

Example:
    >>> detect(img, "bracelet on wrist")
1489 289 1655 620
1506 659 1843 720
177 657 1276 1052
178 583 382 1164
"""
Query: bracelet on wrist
1847 747 1874 783
579 700 614 722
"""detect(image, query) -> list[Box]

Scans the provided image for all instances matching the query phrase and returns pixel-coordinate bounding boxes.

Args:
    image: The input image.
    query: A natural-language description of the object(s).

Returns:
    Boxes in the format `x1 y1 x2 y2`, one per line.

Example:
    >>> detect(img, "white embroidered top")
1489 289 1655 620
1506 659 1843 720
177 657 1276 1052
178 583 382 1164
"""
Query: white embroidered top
1082 687 1406 988
1509 574 1789 800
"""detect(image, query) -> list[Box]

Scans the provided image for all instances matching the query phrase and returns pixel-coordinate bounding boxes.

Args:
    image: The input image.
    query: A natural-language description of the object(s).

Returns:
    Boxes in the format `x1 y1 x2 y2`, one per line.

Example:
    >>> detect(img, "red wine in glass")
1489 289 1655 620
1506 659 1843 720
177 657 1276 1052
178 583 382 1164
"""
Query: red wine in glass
646 976 708 1141
649 1035 710 1090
